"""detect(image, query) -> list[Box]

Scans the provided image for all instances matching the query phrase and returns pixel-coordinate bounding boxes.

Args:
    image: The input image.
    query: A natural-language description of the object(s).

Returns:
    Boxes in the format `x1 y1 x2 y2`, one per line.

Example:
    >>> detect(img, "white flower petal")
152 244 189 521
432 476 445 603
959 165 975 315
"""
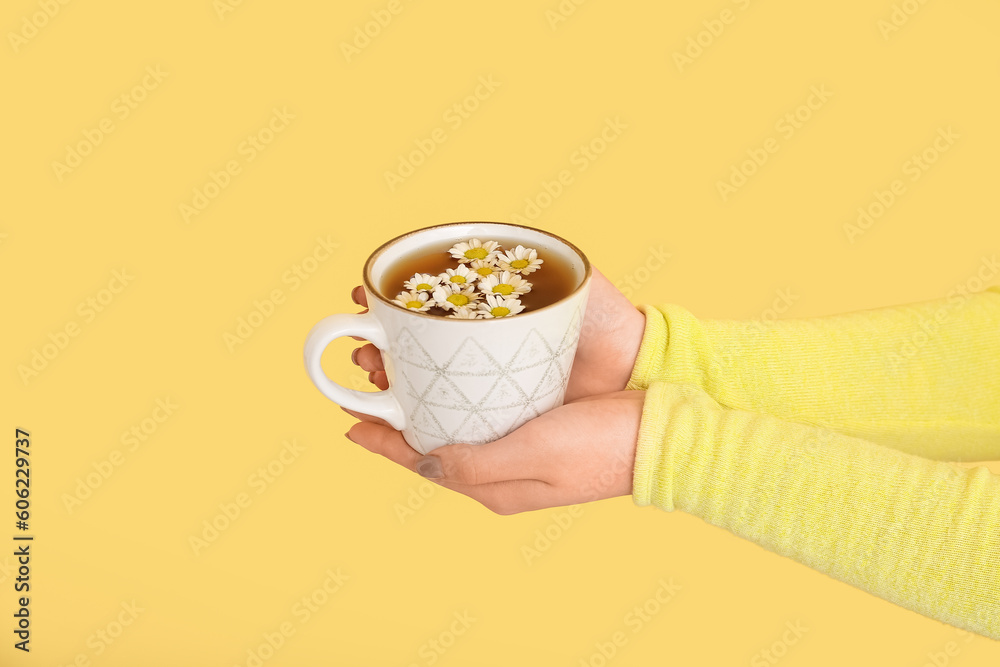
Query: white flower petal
448 238 501 264
469 259 499 280
432 284 481 311
439 264 476 286
392 290 432 312
447 306 481 319
497 245 543 274
403 273 442 292
478 270 532 297
477 293 525 318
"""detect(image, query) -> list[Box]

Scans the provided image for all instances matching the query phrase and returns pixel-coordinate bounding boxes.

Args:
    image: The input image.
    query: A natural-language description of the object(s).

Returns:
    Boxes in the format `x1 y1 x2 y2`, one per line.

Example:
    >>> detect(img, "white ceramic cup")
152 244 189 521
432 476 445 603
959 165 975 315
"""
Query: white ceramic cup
303 221 592 455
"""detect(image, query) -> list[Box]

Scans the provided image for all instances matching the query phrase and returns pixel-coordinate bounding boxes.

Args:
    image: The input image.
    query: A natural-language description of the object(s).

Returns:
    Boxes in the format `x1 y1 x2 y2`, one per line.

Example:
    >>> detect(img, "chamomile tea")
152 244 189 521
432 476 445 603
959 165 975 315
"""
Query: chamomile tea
380 237 577 318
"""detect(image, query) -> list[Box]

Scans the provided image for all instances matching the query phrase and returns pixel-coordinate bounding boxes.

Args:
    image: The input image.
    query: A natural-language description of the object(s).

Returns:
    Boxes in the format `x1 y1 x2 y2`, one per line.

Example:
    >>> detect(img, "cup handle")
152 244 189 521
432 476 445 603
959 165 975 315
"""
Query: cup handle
303 313 406 431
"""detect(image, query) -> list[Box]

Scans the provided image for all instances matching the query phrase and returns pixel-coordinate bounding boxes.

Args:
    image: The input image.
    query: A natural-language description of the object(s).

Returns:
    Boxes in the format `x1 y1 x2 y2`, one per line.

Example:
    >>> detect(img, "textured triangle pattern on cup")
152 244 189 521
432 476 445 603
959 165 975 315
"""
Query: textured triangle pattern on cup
440 336 503 377
394 328 438 370
410 404 449 441
554 302 585 358
400 367 437 400
507 328 557 372
476 375 533 412
422 375 474 408
449 411 502 445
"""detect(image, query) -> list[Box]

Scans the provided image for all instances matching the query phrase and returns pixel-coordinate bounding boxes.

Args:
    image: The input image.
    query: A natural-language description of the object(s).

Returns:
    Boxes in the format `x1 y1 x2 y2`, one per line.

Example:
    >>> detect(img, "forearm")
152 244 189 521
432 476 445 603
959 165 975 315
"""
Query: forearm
627 287 1000 461
634 382 1000 639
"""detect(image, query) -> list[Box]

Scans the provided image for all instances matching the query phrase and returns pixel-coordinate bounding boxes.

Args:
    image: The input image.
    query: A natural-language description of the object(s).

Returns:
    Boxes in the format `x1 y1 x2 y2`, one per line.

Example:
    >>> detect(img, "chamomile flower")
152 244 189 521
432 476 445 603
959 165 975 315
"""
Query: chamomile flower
392 290 432 312
468 259 499 280
439 264 476 287
448 238 500 264
432 284 482 311
497 245 543 275
478 270 532 297
403 273 442 293
477 294 525 318
447 306 481 319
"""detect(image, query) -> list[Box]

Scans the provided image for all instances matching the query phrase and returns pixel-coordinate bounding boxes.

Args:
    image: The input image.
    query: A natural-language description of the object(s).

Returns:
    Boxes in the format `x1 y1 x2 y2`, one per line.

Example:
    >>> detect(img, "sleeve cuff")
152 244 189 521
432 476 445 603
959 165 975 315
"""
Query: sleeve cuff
632 382 680 509
625 305 669 392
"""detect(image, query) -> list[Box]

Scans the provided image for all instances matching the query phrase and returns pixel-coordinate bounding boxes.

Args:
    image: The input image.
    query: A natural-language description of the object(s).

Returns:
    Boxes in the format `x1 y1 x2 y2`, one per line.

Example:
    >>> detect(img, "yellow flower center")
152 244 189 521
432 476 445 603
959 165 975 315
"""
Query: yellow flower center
464 248 488 260
416 283 431 291
449 275 466 284
491 307 510 317
447 293 469 307
406 300 424 309
492 284 514 296
510 259 529 269
475 266 493 276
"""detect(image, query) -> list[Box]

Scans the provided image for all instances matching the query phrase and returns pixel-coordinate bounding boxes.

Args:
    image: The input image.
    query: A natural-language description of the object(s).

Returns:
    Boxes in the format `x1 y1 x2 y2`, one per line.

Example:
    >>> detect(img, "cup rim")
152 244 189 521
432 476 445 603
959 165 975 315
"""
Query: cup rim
362 221 592 321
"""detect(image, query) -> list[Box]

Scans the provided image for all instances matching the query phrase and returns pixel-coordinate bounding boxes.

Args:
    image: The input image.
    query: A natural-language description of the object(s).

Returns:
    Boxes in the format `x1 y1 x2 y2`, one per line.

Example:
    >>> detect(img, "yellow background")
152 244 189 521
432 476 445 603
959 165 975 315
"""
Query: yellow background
3 0 999 664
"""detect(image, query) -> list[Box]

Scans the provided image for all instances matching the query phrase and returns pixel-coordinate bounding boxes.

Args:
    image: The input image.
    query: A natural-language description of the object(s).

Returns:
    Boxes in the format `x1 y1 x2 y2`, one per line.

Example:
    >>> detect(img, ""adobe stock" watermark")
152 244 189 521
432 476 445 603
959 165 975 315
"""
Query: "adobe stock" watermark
886 255 998 374
52 66 168 182
716 85 832 202
8 0 74 53
578 578 682 667
223 235 338 352
509 116 627 223
62 397 179 514
189 439 306 556
340 0 419 62
672 0 755 73
179 107 295 223
384 75 501 192
18 268 134 385
877 0 932 40
843 126 958 244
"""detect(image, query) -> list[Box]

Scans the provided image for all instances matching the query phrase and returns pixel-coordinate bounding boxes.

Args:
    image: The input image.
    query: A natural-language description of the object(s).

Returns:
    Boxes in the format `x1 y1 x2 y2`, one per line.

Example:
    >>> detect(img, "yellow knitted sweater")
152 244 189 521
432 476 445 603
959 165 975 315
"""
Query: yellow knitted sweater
627 287 1000 639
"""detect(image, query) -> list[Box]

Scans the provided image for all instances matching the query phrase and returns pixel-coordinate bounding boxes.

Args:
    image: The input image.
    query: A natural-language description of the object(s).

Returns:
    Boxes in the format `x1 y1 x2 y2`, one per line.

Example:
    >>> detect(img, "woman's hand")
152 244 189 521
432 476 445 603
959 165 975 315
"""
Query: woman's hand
350 266 646 401
345 391 644 514
343 264 647 514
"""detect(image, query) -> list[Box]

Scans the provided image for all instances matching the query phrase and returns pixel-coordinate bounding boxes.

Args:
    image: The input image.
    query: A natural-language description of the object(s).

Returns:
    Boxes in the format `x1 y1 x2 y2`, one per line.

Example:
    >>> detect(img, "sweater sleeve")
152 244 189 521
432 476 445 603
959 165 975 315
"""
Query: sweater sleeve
633 381 1000 639
626 287 1000 462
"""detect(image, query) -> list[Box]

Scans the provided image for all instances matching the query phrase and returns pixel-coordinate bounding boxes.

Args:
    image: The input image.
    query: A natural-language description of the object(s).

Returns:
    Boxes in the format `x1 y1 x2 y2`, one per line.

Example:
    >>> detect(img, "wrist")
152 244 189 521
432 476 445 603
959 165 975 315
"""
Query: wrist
611 304 646 391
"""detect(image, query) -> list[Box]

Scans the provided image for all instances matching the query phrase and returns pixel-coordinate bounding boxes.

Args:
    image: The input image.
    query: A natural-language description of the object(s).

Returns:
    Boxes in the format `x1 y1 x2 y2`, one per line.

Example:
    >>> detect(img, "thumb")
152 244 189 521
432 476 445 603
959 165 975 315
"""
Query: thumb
416 430 541 486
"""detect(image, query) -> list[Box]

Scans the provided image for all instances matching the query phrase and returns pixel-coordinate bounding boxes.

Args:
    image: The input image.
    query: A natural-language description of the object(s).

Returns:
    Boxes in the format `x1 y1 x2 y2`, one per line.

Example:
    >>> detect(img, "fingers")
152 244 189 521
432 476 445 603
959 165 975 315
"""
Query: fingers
344 423 558 514
351 285 369 308
352 344 385 372
347 344 387 389
346 416 599 514
347 335 387 390
347 421 422 469
340 405 392 428
369 371 388 391
345 416 542 486
349 286 369 340
418 428 544 487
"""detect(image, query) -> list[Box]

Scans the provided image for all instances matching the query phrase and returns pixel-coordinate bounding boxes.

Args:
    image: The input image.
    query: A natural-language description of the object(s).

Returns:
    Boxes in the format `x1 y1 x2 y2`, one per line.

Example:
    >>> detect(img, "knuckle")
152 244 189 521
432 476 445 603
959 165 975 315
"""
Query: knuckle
447 444 480 485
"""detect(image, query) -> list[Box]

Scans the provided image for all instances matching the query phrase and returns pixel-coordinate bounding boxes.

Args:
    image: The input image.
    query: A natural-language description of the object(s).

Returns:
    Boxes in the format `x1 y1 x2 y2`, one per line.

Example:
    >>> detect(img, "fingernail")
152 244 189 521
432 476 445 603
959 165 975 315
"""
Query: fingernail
351 286 362 305
344 430 356 443
351 348 359 365
416 456 443 479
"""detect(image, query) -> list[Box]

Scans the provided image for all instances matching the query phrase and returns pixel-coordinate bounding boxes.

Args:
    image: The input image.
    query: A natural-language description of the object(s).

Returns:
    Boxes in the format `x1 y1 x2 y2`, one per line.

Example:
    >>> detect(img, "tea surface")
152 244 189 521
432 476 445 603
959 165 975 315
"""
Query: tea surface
380 242 577 314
